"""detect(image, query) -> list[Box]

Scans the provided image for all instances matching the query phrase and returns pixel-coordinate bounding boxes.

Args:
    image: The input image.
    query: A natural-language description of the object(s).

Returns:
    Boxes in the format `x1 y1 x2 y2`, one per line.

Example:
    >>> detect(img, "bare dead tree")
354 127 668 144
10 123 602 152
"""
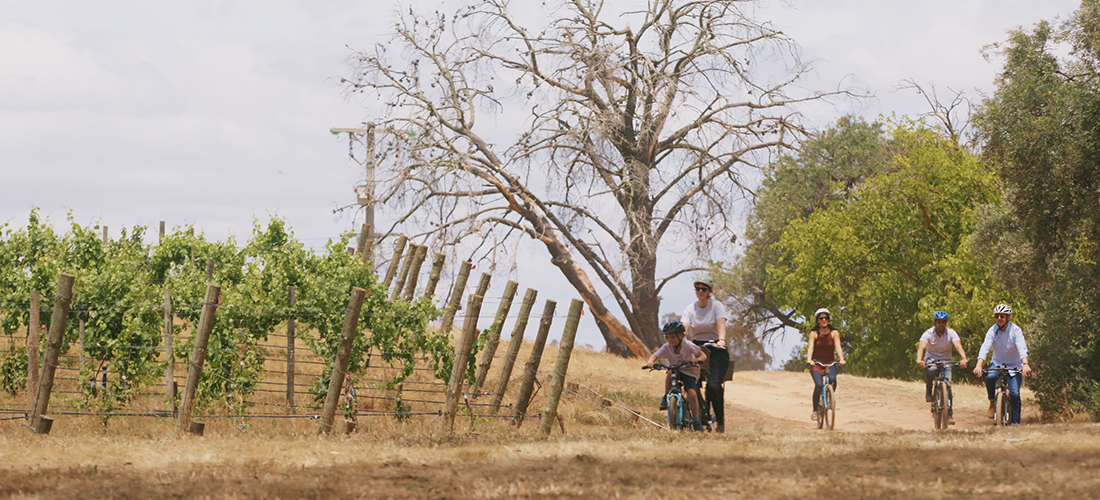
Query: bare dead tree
346 0 843 357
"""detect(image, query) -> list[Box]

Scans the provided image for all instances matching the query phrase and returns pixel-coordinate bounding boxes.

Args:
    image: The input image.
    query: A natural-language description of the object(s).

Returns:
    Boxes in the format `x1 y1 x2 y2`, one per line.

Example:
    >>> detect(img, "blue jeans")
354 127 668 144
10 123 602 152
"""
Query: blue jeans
985 369 1023 424
811 365 837 411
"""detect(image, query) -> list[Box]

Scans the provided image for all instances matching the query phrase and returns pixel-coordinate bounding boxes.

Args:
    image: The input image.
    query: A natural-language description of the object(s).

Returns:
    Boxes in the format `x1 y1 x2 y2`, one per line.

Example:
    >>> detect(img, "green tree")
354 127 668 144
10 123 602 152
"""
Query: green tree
973 0 1100 419
715 116 895 337
768 121 1009 378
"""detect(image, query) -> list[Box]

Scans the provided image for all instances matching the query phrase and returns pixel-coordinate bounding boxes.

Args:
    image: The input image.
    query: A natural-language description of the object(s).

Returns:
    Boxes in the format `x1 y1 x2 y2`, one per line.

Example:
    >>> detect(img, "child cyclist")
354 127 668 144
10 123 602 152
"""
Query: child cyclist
646 320 709 431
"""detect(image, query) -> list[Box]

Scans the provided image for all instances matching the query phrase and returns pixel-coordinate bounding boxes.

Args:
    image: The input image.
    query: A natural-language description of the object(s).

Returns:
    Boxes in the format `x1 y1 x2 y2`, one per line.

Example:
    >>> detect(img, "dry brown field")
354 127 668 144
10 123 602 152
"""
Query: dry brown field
2 339 1099 499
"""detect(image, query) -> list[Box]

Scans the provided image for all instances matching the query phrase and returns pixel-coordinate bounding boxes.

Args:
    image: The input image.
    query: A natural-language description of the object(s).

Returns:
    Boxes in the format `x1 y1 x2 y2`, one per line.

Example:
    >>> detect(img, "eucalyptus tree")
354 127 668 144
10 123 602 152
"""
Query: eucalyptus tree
347 0 839 355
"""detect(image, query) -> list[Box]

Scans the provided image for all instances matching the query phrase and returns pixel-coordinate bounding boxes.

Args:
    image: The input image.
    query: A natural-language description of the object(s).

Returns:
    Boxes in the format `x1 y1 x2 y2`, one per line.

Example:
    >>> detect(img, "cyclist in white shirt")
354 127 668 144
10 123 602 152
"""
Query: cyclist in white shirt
915 310 969 425
972 304 1031 424
681 277 730 433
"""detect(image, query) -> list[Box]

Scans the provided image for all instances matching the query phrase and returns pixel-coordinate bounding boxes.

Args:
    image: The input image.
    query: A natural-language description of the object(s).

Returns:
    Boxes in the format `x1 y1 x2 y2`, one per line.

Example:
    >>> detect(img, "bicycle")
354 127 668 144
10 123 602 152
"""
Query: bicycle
926 360 959 430
813 360 838 430
982 365 1022 426
643 360 698 431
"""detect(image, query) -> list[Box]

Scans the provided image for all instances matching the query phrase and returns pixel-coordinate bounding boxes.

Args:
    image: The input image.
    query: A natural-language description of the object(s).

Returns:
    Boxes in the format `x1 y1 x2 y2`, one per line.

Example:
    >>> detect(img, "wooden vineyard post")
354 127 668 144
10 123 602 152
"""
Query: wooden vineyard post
178 284 220 435
439 261 472 334
30 273 75 434
27 290 40 401
473 272 491 299
78 320 85 371
443 293 484 432
102 225 108 244
402 244 429 301
489 288 537 414
512 299 556 427
206 258 214 280
286 285 296 411
389 244 417 301
164 289 174 413
473 280 518 394
318 287 367 434
423 252 446 300
159 220 165 244
382 235 408 290
539 299 583 435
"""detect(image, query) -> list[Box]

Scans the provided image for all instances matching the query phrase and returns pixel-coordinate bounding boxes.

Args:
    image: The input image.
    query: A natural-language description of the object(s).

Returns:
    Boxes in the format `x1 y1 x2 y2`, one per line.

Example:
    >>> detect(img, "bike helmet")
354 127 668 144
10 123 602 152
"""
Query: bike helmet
661 320 686 335
693 277 714 290
813 308 831 320
933 310 949 321
993 304 1013 315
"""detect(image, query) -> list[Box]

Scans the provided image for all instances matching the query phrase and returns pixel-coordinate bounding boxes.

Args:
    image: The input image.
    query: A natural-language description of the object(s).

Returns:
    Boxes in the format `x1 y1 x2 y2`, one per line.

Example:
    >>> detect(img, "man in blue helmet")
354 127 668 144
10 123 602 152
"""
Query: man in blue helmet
916 310 969 425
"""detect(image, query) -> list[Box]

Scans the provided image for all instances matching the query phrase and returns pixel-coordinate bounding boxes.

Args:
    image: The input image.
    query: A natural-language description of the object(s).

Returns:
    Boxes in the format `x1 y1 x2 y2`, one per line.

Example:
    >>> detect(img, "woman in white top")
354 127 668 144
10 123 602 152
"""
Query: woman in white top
681 277 730 433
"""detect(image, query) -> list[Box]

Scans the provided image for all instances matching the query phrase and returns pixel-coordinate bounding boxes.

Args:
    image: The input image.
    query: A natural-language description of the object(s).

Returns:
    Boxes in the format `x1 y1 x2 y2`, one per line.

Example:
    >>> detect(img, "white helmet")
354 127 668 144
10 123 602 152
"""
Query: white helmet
993 304 1013 315
813 308 831 319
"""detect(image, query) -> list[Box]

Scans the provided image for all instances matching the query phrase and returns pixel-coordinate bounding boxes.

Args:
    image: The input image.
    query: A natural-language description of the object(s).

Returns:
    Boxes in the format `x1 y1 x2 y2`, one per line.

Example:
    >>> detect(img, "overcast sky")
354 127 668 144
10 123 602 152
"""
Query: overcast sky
0 0 1082 364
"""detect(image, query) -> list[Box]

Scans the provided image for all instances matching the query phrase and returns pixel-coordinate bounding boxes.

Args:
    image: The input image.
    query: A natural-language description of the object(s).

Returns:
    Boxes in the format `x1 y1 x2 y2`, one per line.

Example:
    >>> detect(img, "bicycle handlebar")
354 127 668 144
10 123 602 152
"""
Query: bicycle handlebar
812 360 838 368
925 360 961 367
643 360 697 371
981 366 1022 376
701 341 727 350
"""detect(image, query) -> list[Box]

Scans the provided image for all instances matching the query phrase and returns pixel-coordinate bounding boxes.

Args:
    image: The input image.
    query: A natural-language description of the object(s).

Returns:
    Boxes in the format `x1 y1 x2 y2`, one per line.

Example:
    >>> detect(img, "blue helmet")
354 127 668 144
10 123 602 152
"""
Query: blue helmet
933 310 949 321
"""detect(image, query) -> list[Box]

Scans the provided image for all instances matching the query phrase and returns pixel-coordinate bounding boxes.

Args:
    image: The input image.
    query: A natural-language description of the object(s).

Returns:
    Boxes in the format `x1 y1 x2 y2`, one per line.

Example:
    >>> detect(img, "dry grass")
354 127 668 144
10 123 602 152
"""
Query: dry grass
2 338 1097 499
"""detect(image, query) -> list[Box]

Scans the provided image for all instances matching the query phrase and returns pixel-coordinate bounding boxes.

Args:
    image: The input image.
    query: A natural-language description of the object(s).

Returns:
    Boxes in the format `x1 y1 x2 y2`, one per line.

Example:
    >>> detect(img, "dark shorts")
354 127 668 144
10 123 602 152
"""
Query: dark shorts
676 371 699 391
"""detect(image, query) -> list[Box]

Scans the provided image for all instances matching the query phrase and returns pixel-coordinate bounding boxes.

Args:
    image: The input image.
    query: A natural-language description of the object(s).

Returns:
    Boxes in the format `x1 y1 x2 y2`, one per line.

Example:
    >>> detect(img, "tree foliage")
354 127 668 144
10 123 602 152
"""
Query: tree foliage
767 122 1011 378
974 0 1100 419
346 0 841 356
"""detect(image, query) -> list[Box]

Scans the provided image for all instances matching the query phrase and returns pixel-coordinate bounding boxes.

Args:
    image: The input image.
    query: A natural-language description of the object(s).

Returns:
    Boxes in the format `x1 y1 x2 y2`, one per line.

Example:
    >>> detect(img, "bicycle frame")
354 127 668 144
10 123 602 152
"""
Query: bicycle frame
644 361 695 431
927 360 958 430
814 360 838 430
983 365 1021 426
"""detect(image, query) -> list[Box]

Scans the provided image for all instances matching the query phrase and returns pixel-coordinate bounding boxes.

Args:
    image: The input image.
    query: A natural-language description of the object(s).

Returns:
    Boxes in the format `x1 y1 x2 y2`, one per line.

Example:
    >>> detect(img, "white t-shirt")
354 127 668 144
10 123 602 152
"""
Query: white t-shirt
681 299 730 342
653 340 702 379
919 327 960 362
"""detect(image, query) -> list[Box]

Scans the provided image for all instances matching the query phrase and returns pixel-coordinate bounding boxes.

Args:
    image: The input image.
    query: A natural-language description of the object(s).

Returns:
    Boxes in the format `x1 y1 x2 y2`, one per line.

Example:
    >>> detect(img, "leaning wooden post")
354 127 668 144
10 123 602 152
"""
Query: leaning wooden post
439 261 472 333
27 290 40 401
402 244 429 301
473 272 491 299
30 273 75 434
473 280 518 393
539 299 583 435
423 253 446 300
489 288 537 414
164 289 174 413
512 299 556 427
318 287 367 434
382 235 408 290
159 220 165 244
177 284 220 435
443 293 484 432
286 285 296 411
389 244 417 301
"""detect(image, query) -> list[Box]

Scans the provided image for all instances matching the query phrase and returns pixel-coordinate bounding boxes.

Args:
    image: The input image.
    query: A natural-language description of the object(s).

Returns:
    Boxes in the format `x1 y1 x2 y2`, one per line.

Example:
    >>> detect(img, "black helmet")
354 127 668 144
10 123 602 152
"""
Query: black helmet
661 320 685 335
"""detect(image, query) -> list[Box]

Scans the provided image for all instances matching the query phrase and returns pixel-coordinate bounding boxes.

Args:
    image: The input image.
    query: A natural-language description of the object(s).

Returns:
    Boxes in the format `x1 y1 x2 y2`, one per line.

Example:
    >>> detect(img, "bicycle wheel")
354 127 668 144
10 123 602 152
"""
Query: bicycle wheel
994 390 1007 427
824 384 836 430
816 390 825 430
935 382 949 430
667 394 683 431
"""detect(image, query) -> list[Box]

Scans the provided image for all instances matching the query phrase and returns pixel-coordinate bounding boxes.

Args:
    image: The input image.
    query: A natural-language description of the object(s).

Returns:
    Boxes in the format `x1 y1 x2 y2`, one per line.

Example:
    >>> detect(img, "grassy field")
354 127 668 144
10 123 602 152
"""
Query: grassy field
2 339 1099 499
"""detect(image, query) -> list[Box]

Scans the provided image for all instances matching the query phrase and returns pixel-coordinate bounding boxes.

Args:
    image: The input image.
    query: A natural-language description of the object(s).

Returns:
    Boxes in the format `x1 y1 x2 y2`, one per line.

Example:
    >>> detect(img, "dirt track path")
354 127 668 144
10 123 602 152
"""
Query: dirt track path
725 370 1035 432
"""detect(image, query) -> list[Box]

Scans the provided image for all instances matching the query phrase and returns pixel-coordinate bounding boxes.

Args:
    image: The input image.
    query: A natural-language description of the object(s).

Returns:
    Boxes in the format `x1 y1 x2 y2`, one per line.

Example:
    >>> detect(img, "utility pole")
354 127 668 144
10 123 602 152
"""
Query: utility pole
331 123 404 263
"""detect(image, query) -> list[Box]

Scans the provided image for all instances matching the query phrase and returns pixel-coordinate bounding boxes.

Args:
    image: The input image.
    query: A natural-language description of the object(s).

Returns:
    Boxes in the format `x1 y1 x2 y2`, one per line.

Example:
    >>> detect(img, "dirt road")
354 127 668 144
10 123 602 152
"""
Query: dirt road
727 370 1034 432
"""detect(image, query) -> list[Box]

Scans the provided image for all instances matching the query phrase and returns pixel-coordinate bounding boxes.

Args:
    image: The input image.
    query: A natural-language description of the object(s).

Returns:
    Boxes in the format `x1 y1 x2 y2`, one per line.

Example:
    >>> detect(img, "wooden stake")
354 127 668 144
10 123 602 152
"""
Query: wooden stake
443 293 484 432
382 235 408 290
30 274 75 433
473 272 491 299
423 253 446 300
159 221 165 244
164 289 174 413
102 226 108 244
439 261 472 334
512 299 555 427
286 285 296 411
318 287 367 434
473 280 518 394
27 290 40 401
389 244 417 301
539 299 583 435
178 284 220 434
489 288 537 414
205 258 214 280
402 244 429 301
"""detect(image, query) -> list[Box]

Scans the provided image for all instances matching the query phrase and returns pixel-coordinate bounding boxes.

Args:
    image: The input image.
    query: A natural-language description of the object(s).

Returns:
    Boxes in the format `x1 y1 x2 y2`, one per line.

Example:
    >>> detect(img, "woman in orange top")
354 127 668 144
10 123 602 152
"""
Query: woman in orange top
805 308 846 420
